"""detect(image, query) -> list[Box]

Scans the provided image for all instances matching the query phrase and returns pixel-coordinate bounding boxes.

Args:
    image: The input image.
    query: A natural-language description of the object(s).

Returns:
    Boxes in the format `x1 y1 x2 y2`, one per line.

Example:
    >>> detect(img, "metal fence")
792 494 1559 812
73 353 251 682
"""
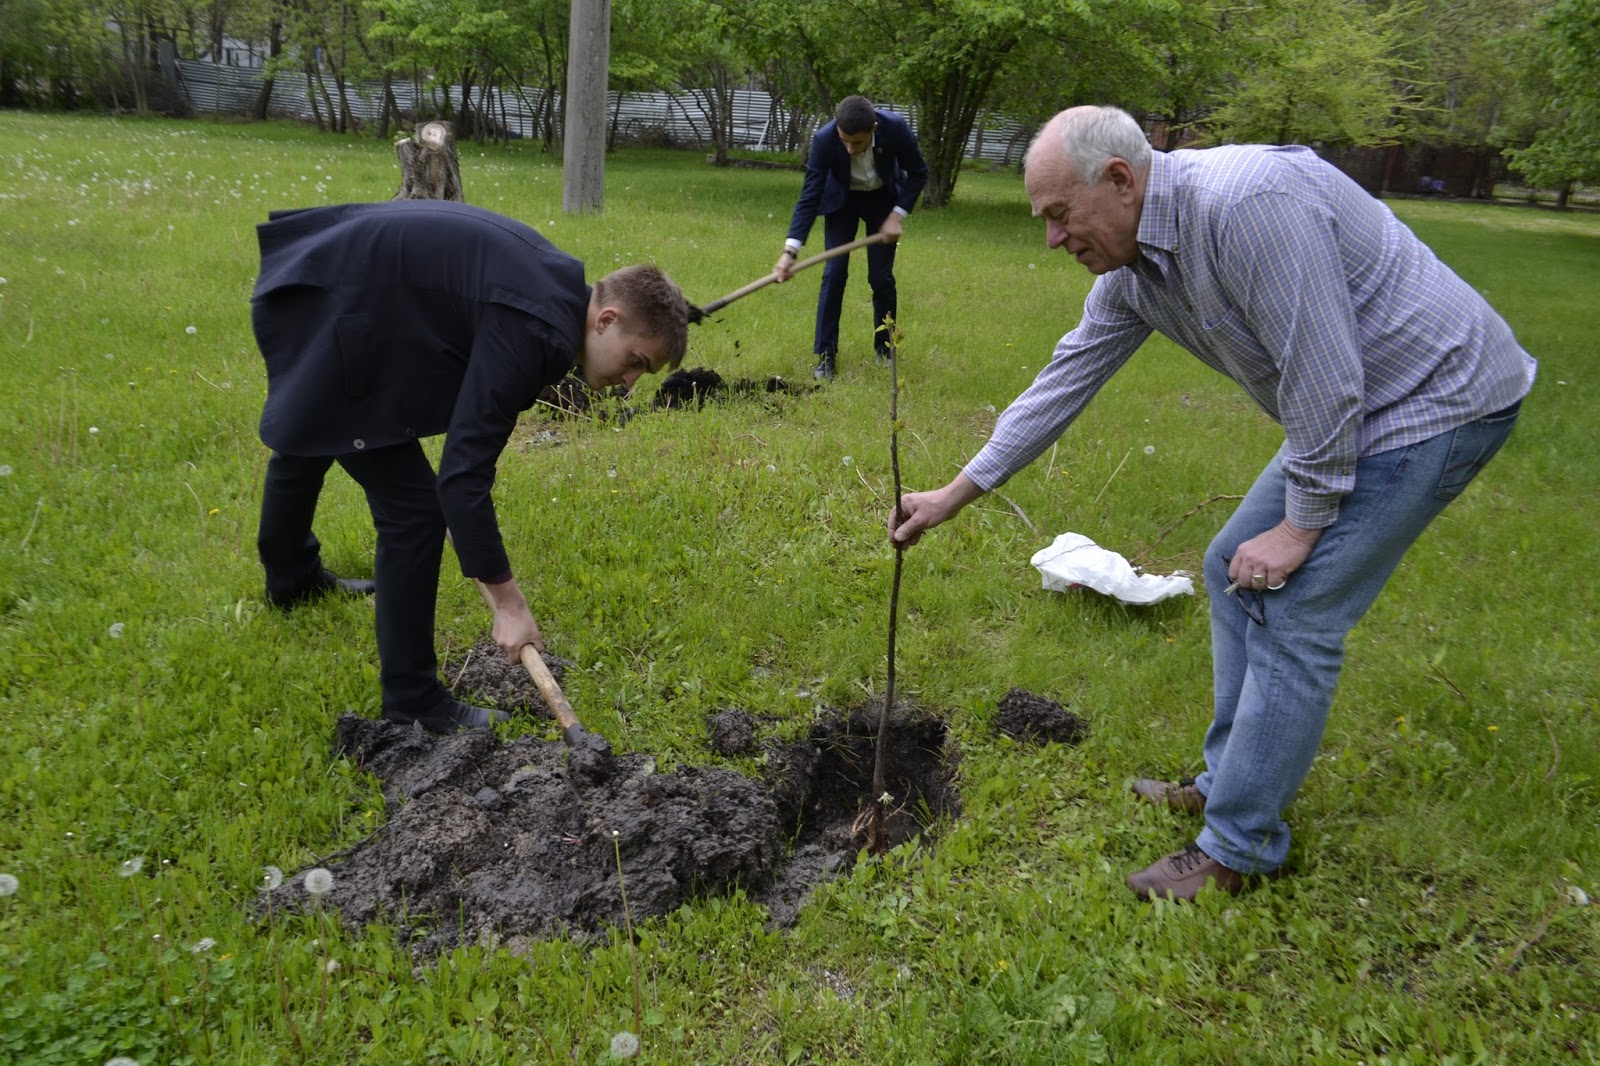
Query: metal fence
174 59 1035 165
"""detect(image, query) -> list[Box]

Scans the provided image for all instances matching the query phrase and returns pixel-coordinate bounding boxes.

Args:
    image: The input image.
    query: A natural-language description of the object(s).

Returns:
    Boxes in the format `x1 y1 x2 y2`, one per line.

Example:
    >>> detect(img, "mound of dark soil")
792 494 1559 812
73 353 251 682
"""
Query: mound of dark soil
534 368 809 420
994 687 1088 745
651 367 808 410
445 644 572 715
535 376 626 419
261 645 961 956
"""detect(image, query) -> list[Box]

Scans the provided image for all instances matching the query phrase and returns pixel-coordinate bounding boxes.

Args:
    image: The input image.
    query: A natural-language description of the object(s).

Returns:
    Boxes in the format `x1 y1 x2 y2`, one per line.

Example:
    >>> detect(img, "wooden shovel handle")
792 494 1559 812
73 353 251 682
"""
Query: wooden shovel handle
699 233 889 316
470 576 583 733
516 644 581 734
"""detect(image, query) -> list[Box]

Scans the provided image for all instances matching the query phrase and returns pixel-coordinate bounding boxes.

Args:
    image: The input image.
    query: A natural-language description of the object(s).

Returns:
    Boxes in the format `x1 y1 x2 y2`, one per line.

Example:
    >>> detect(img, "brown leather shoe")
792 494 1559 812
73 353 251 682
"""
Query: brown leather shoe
1127 844 1250 902
1131 777 1206 815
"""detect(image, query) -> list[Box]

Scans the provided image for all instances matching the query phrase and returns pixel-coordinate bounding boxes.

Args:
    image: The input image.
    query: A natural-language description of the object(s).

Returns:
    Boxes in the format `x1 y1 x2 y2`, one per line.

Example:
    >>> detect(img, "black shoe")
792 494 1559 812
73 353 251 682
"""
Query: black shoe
266 568 376 611
383 698 510 735
812 353 836 381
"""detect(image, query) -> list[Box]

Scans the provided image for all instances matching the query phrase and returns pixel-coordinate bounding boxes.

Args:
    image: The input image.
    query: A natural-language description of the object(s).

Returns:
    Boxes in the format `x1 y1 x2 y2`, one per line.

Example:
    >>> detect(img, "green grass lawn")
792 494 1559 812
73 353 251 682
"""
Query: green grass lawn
1 112 1597 1064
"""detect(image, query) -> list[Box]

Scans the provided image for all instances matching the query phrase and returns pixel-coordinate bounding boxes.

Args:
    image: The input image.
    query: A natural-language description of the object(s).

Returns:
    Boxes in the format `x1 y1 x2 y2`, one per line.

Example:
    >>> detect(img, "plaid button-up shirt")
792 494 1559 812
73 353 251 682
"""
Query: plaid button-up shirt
965 145 1537 528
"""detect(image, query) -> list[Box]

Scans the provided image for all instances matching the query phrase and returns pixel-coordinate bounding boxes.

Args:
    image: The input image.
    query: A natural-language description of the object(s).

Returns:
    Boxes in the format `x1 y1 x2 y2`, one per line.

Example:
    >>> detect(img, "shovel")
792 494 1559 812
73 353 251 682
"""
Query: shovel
687 233 889 323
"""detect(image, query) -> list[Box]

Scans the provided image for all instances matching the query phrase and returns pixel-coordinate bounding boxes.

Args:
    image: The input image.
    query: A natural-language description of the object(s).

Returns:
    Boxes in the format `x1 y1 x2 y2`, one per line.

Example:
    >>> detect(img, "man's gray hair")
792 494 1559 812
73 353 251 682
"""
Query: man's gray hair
1027 106 1153 183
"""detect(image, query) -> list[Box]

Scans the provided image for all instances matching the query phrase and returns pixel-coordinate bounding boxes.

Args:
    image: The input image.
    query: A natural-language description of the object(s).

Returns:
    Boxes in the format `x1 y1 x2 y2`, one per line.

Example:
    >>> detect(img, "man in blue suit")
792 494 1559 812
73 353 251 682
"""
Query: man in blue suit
251 200 689 733
773 95 929 380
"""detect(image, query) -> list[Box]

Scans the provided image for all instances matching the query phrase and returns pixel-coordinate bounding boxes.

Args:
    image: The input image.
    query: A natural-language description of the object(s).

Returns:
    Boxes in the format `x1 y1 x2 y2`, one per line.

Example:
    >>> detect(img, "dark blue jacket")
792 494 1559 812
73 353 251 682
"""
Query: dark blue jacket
251 200 589 579
785 109 929 245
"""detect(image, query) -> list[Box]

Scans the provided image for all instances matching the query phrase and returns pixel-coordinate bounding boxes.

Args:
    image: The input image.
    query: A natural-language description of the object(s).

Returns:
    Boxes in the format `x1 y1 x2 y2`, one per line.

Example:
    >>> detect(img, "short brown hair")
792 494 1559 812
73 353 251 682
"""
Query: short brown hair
593 264 690 368
835 95 877 135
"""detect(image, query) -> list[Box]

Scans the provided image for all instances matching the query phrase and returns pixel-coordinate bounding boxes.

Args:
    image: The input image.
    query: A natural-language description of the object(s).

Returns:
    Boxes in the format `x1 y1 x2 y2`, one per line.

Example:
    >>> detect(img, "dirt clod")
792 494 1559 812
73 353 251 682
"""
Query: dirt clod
994 687 1088 745
707 709 759 756
652 367 807 410
260 649 961 957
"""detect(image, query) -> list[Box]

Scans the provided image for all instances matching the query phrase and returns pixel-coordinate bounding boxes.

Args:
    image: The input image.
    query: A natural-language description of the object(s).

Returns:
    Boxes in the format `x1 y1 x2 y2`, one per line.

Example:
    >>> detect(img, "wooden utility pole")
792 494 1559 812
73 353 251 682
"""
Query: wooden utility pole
562 0 610 214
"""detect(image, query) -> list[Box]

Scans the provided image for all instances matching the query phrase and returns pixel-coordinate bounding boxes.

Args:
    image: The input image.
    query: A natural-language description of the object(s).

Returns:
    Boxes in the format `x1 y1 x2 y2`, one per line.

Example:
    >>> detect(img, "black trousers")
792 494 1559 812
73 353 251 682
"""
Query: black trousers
258 443 450 715
815 188 899 358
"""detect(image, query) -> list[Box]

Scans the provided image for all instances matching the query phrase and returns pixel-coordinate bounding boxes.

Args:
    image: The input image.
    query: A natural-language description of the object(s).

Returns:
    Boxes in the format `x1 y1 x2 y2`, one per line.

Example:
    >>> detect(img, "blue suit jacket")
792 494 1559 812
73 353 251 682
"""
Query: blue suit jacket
250 200 588 579
785 109 929 245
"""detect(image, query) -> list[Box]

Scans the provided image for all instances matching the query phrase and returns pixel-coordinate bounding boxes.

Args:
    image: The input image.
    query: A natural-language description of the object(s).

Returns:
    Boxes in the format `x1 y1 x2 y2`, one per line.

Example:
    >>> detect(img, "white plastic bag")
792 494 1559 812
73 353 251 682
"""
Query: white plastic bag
1030 532 1194 605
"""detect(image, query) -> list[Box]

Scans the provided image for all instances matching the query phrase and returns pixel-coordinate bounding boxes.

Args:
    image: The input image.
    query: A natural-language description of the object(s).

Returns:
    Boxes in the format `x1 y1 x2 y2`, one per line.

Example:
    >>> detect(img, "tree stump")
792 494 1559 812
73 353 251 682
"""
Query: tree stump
392 121 464 202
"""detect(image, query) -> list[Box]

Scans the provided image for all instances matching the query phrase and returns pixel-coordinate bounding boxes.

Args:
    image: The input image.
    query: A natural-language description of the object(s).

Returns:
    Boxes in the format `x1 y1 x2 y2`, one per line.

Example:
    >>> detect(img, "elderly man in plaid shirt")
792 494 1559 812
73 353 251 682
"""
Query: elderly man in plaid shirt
889 105 1536 901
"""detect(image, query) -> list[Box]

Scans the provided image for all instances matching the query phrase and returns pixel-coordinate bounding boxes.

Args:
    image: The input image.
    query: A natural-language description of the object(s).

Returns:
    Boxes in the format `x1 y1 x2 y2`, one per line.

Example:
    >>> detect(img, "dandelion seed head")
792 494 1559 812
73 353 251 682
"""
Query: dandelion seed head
184 325 197 335
105 1058 141 1066
119 856 143 877
841 455 853 466
609 1031 640 1059
109 623 125 638
1566 884 1590 907
261 865 284 891
1144 445 1155 455
325 958 340 973
0 873 18 897
190 937 216 953
89 426 99 435
0 465 11 477
303 867 334 897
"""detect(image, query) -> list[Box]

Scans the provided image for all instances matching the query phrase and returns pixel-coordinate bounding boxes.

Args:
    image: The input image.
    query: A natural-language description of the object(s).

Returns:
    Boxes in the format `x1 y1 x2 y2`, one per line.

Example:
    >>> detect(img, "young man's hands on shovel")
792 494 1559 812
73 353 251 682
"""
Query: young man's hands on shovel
476 575 545 662
444 529 544 662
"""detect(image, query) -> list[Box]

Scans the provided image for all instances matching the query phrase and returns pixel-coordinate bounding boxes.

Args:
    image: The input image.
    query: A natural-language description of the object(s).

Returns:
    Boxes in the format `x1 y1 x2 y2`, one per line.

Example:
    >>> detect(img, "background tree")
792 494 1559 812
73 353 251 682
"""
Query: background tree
1137 0 1263 149
734 0 844 151
1384 0 1547 195
364 0 521 140
1 0 59 106
1202 0 1415 147
1501 0 1600 205
849 0 1032 208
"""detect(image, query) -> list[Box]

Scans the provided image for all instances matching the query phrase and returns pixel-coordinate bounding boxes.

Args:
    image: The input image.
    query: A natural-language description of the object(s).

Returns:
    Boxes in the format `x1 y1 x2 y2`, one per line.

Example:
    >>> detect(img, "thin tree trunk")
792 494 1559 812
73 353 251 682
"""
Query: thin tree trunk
477 76 494 143
315 64 338 132
377 71 394 138
252 21 281 120
304 59 325 132
121 30 149 115
866 320 905 855
538 29 559 150
335 74 353 133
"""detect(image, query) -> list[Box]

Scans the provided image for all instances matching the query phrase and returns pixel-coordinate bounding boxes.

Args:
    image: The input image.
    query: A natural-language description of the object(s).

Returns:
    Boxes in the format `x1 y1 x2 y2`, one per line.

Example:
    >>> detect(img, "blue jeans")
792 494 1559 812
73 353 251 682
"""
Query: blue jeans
1193 402 1522 873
